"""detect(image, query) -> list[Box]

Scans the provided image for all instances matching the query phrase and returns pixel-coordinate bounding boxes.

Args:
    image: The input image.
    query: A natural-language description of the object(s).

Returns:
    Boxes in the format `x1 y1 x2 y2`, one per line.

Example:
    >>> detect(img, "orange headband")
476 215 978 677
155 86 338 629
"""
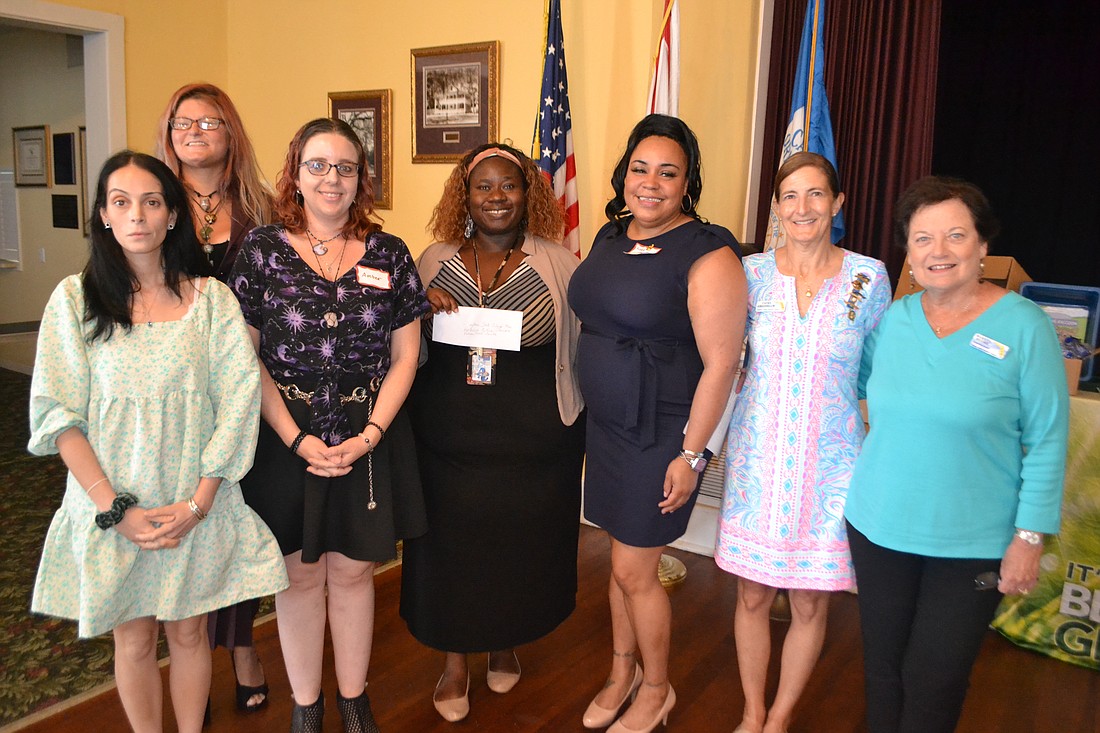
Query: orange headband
465 147 523 180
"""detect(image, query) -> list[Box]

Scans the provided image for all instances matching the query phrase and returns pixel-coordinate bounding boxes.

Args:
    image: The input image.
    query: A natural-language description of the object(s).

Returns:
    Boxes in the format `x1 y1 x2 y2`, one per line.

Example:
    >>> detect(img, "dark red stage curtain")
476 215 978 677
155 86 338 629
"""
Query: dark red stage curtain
754 0 942 284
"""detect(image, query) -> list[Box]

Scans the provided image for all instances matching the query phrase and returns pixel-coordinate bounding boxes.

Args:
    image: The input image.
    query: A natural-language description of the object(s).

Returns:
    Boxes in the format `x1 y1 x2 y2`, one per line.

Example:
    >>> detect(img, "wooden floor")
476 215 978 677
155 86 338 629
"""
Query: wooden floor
12 525 1098 733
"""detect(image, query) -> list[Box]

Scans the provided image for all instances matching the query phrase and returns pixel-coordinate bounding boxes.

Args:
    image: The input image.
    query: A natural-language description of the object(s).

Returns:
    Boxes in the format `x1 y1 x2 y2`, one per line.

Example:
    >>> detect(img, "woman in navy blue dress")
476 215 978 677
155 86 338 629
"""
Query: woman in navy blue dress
568 114 747 732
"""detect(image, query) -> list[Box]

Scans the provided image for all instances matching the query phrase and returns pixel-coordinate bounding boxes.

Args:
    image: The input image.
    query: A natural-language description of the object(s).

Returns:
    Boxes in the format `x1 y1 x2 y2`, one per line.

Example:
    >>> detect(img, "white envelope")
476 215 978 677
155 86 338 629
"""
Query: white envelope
431 306 523 351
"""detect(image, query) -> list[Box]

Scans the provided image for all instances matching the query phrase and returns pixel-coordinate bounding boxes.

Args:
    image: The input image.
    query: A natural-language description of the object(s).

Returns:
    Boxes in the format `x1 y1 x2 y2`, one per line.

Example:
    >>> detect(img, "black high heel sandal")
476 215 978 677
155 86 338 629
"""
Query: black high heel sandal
232 652 270 712
291 692 324 733
337 689 381 733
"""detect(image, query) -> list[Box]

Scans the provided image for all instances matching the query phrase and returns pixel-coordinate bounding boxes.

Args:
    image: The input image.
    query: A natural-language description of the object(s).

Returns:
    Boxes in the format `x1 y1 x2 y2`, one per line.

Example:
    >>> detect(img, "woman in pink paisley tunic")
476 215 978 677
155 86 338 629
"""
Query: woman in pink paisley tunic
715 152 891 733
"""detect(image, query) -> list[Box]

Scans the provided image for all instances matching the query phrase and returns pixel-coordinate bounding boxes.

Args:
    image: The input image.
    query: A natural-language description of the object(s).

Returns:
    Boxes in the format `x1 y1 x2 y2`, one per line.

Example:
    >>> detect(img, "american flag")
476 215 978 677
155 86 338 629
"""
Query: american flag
646 0 680 116
535 0 580 256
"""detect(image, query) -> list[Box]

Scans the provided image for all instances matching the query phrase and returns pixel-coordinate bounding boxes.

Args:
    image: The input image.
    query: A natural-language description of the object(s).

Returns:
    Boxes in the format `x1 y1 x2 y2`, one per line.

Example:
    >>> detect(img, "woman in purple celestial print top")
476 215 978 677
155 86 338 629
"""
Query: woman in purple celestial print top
229 118 429 733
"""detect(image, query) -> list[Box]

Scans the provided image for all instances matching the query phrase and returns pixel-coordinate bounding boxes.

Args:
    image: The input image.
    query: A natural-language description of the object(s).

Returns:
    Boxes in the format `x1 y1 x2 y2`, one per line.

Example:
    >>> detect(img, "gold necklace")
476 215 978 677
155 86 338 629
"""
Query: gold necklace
924 293 976 336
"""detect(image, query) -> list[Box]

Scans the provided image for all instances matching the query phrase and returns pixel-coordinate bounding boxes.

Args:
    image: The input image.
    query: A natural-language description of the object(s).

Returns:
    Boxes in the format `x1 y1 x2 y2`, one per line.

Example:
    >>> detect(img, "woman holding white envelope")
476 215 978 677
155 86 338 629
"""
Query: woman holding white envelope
400 143 585 722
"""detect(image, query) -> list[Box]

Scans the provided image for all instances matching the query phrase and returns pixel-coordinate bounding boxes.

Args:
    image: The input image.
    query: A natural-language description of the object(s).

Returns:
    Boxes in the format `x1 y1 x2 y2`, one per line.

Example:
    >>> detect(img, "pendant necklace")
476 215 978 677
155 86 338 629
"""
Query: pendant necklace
313 233 350 329
191 190 224 261
134 286 164 326
925 292 976 336
193 188 218 212
306 228 343 256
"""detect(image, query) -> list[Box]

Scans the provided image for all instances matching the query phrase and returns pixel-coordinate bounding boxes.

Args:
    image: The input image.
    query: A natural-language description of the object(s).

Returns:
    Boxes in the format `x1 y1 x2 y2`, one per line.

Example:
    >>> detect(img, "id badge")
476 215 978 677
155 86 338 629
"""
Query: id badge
467 347 497 386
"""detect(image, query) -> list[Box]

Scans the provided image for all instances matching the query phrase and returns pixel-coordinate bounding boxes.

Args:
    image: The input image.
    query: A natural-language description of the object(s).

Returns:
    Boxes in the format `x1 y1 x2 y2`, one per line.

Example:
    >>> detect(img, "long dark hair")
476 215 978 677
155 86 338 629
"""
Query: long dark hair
604 114 704 233
82 150 202 342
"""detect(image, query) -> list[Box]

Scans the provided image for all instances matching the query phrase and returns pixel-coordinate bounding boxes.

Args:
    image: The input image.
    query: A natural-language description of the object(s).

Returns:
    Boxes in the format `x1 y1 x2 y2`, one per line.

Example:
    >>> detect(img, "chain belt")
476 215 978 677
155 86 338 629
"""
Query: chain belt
275 379 381 405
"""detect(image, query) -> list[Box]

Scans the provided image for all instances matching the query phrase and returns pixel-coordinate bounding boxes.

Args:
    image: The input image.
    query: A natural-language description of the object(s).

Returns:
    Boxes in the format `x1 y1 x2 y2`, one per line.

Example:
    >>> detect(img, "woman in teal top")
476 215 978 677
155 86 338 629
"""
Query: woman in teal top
845 176 1068 733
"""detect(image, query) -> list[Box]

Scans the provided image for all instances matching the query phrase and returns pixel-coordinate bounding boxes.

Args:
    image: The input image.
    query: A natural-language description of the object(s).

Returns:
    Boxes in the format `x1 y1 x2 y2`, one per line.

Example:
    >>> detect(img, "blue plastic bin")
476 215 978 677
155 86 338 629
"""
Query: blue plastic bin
1020 282 1100 382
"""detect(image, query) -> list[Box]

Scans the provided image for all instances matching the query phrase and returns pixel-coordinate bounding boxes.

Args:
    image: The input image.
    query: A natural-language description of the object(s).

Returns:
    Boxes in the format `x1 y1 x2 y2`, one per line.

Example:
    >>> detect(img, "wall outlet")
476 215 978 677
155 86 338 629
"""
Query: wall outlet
39 248 46 263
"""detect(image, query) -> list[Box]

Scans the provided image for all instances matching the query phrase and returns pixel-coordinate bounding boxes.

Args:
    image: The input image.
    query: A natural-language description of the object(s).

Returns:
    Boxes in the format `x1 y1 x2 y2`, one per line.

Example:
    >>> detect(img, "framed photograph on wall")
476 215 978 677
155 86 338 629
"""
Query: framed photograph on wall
53 132 76 186
411 41 500 163
329 89 392 209
13 126 51 187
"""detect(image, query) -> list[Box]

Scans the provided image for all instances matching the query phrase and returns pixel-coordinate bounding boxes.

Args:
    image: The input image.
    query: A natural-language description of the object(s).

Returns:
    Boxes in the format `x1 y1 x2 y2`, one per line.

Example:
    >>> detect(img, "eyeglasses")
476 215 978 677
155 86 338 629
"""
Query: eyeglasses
169 116 224 131
300 159 360 178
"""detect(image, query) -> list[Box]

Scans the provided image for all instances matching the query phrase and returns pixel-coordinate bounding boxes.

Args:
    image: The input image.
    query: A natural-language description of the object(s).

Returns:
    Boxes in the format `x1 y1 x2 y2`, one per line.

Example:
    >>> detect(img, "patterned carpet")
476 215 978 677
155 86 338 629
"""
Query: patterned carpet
0 368 118 726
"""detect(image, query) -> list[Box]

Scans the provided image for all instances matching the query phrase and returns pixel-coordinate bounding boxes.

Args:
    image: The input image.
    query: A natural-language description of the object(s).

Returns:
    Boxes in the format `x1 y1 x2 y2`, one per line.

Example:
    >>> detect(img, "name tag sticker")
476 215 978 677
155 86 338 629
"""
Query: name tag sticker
624 243 662 255
970 333 1010 359
757 300 785 313
356 266 391 290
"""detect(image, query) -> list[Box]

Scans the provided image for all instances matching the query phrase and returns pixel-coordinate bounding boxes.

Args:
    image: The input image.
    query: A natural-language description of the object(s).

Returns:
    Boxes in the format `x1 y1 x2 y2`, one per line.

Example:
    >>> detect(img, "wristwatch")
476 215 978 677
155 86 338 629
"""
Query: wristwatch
1014 529 1044 546
679 449 708 473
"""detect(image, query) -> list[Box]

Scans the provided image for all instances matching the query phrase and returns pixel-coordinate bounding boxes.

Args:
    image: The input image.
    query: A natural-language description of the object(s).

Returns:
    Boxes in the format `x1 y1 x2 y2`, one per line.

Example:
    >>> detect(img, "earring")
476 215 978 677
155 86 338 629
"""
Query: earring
979 259 985 282
681 193 694 213
103 222 111 229
167 223 175 230
464 214 475 239
908 268 916 290
295 189 304 206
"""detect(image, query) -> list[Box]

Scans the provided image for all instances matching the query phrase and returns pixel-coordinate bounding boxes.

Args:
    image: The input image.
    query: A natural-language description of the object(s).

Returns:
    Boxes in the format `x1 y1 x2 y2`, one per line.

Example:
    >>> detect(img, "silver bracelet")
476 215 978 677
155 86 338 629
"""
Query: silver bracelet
187 497 207 521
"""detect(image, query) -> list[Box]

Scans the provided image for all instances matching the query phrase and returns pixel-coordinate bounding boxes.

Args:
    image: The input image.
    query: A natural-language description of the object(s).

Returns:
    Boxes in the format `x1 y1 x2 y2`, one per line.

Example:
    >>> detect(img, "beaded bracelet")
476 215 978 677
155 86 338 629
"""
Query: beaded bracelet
290 430 309 455
365 420 385 441
94 492 139 530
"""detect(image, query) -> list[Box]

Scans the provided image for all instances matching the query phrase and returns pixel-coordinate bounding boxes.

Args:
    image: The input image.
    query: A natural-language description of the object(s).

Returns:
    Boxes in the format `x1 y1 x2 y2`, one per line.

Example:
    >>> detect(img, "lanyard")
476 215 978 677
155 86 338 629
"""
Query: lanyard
470 234 521 307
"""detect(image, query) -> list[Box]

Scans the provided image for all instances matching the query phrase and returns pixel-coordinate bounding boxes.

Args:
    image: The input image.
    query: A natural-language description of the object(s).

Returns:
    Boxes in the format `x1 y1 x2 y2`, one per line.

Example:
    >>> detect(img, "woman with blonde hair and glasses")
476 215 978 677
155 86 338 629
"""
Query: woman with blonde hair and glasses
156 82 273 281
230 118 429 733
156 82 276 715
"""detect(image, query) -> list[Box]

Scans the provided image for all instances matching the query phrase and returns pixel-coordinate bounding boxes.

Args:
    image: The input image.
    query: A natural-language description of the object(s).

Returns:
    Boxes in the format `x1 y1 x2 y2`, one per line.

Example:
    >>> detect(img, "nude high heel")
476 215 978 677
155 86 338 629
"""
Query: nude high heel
582 664 643 729
607 683 676 733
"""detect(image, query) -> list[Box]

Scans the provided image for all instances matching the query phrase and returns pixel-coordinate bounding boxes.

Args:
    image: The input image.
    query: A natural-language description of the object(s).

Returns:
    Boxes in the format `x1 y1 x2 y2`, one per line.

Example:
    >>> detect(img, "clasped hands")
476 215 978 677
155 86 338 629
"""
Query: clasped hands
117 499 206 550
297 433 371 477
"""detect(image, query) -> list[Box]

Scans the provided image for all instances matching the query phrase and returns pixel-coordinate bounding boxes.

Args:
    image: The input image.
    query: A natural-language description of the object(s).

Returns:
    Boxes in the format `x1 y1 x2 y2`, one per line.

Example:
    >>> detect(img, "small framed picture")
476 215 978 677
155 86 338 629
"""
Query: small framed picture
411 41 500 163
53 132 76 186
13 126 51 187
329 89 392 210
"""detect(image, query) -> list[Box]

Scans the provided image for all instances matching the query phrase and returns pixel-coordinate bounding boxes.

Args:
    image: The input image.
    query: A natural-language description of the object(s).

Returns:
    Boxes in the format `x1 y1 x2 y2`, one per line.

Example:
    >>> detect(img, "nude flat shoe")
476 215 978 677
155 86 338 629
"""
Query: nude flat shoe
582 664 643 729
432 673 470 723
486 650 521 694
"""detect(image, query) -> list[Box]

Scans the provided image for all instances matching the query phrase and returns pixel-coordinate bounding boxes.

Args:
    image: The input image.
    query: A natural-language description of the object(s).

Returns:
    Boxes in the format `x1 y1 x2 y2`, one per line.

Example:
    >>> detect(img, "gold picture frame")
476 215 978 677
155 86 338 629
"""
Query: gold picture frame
13 125 51 187
329 89 393 209
411 41 500 163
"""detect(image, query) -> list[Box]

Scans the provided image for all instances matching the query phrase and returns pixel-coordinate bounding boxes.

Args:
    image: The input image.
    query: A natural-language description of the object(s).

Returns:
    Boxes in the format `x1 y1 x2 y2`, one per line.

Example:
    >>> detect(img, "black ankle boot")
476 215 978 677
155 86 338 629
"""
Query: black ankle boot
337 689 380 733
291 692 324 733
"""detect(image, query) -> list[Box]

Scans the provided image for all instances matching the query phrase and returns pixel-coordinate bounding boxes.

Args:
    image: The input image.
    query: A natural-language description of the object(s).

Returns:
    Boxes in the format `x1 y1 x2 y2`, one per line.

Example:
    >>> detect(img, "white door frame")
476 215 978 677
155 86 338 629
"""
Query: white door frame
1 0 126 205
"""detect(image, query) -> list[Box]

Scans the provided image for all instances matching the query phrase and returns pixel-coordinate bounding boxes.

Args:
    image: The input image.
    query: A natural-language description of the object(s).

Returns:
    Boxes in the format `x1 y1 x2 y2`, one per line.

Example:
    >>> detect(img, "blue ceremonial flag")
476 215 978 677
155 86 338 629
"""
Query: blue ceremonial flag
534 0 580 255
769 0 845 246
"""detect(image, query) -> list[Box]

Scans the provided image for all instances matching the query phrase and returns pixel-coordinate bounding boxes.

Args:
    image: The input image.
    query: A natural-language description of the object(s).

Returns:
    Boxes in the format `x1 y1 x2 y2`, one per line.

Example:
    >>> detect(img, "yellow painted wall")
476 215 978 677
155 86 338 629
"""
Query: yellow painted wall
38 0 230 152
227 0 761 254
4 0 762 323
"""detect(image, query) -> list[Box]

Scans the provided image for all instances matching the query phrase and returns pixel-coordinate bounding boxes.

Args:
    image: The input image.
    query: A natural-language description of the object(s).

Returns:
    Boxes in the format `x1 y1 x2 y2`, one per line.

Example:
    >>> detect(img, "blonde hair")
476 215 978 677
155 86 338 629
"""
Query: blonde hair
155 82 274 226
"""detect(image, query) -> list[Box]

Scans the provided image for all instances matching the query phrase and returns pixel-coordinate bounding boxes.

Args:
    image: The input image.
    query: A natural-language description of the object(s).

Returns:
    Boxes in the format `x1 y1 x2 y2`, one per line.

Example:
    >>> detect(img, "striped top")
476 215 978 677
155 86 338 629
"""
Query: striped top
424 254 555 347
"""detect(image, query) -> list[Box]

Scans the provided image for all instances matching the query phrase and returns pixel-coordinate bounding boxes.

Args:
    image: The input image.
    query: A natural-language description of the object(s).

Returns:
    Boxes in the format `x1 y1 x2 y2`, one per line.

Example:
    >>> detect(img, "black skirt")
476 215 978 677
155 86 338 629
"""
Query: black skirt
240 377 427 564
400 341 584 652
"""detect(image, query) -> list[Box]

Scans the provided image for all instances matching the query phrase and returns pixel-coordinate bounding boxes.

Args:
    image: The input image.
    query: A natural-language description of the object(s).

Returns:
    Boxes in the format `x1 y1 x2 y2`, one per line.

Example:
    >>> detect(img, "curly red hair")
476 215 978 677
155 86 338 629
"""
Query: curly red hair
428 143 564 244
273 118 381 240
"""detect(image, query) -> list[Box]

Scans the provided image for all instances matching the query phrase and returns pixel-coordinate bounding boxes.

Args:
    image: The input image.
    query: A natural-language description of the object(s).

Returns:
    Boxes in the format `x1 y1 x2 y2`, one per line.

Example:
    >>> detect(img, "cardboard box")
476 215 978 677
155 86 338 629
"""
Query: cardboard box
1065 358 1082 396
893 255 1032 301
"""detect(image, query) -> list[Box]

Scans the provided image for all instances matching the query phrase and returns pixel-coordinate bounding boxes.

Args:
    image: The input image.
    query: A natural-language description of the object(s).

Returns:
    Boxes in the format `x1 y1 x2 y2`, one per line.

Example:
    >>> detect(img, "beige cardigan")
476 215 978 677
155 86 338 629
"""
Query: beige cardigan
415 234 583 425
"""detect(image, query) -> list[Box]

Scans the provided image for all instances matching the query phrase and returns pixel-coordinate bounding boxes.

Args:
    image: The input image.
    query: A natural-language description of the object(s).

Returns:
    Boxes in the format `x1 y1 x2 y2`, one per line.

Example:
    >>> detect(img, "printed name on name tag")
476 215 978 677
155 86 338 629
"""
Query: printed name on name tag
356 266 391 290
624 243 662 255
970 333 1010 359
